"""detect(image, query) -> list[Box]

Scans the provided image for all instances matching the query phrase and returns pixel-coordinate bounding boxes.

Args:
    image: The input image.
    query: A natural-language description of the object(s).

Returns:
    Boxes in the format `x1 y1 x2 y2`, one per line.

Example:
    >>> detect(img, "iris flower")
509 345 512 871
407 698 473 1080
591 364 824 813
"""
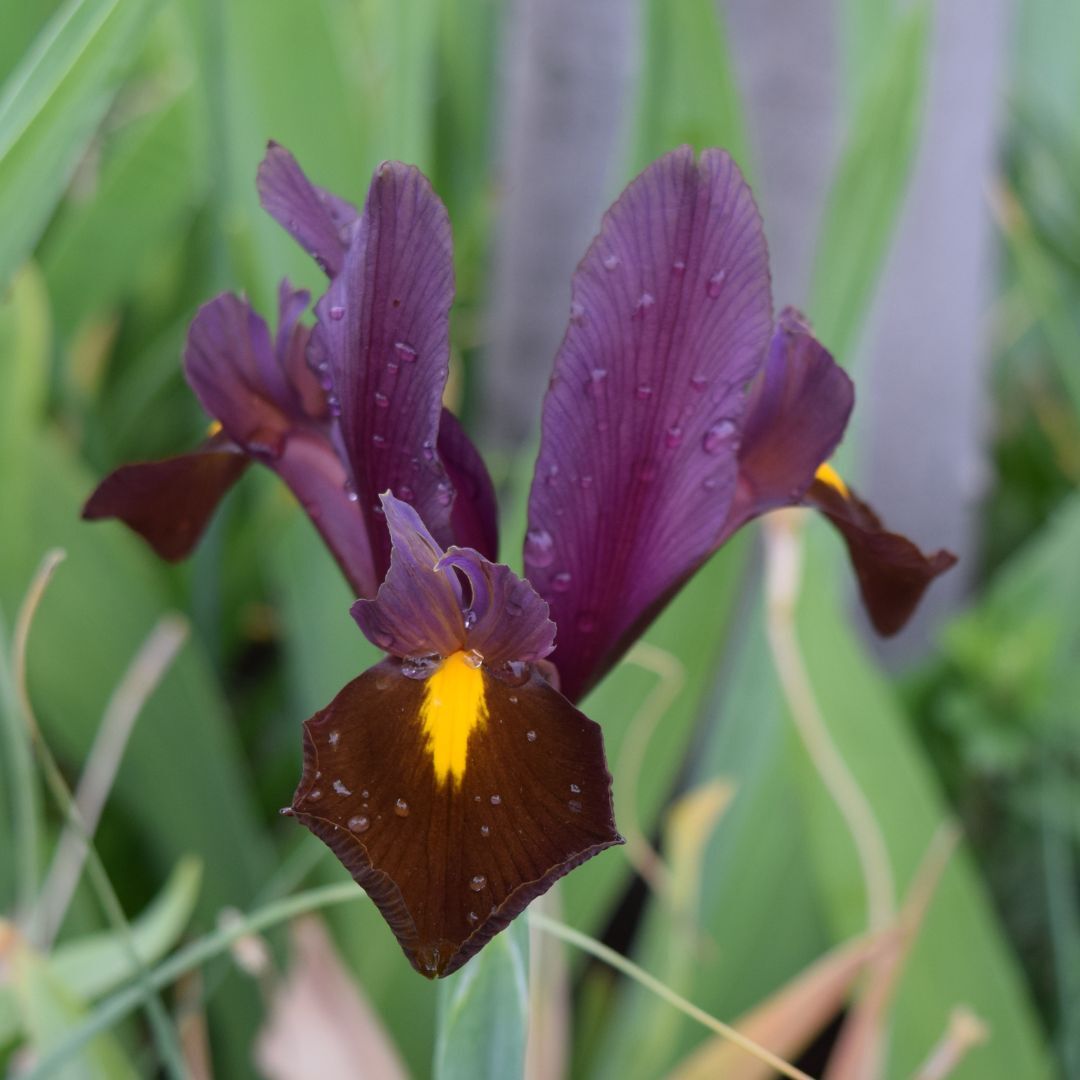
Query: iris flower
84 144 955 977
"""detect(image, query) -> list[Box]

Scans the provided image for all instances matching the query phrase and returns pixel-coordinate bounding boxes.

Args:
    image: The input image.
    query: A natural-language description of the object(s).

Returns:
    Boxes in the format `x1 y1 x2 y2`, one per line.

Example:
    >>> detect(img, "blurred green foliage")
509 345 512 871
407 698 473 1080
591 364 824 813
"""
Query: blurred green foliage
1 0 1077 1077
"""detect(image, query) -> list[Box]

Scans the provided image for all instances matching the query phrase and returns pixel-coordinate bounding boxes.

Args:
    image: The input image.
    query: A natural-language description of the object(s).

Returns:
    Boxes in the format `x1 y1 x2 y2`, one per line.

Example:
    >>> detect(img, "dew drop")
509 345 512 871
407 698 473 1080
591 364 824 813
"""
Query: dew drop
551 571 572 593
394 341 418 363
328 730 340 747
435 481 452 507
398 485 415 502
526 730 537 743
386 360 399 375
480 824 491 837
665 426 684 449
462 608 478 631
579 474 594 489
602 253 620 271
575 611 599 634
333 779 352 797
490 794 502 806
394 798 410 817
508 695 519 704
401 654 440 680
361 789 370 799
570 300 587 325
570 783 581 794
374 390 390 409
632 292 655 319
327 396 341 418
467 910 479 924
463 649 483 669
346 489 359 504
703 420 737 454
690 374 708 393
706 269 727 298
671 259 687 277
568 799 583 814
702 476 719 492
524 529 555 568
348 815 370 833
328 305 345 321
421 440 436 462
635 383 654 401
469 874 487 892
307 789 323 802
372 433 387 449
544 463 560 486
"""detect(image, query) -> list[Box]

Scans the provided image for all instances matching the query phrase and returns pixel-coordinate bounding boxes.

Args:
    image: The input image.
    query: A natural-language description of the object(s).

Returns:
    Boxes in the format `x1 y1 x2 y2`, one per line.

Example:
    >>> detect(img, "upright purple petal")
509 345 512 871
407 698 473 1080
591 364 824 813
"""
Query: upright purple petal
525 147 773 701
315 162 457 579
81 438 248 561
183 291 378 597
722 309 854 537
257 142 358 277
437 408 499 560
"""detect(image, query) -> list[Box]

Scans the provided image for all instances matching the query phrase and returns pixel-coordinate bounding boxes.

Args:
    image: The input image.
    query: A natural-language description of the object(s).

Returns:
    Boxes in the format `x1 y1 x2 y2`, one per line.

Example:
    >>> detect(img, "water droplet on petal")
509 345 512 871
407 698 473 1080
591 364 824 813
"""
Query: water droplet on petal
307 789 323 802
703 477 719 492
490 794 502 806
372 433 386 449
703 420 737 454
480 824 491 837
575 611 599 634
421 440 436 462
706 269 727 298
398 485 415 502
570 783 581 794
632 292 655 319
570 300 586 325
551 571 572 593
361 789 370 799
568 799 583 813
463 649 483 669
544 464 559 486
602 253 620 271
333 779 352 796
579 474 594 489
394 341 418 363
526 730 537 743
435 481 452 507
328 305 345 321
394 798 410 817
374 390 390 409
635 383 654 401
328 730 340 747
401 654 441 679
348 815 370 833
524 529 555 568
690 374 708 393
665 426 684 449
672 259 687 277
467 910 479 924
469 874 487 892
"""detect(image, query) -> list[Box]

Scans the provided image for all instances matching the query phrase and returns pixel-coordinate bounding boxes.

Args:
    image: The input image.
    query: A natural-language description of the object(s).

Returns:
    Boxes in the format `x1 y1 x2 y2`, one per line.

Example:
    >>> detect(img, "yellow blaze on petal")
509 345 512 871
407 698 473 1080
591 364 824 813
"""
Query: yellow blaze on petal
207 420 223 437
815 461 850 499
421 651 488 786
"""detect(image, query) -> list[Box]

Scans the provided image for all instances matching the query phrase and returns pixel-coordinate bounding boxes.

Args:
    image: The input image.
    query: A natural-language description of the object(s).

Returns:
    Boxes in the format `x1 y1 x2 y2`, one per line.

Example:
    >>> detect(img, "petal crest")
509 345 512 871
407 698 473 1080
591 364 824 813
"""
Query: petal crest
525 146 773 701
289 658 622 977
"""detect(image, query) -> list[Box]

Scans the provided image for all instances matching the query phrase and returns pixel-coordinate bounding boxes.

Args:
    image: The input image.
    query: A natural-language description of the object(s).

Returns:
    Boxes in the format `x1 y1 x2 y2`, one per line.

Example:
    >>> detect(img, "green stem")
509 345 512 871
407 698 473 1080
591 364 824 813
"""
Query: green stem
25 883 363 1079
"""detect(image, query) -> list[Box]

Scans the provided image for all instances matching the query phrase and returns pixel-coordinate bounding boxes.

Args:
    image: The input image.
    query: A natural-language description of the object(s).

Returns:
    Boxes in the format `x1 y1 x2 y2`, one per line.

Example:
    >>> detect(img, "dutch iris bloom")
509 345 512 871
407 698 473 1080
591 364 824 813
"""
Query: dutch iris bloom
84 143 955 977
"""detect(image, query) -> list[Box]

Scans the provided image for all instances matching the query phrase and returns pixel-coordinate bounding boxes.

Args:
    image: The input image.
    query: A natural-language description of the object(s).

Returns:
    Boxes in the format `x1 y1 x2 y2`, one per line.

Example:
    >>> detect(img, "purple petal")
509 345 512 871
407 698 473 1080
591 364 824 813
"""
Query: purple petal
353 495 556 670
722 309 854 537
437 548 555 666
351 495 465 657
437 408 499 560
525 147 773 702
806 474 958 635
81 438 248 561
183 291 378 597
315 162 456 580
257 142 359 277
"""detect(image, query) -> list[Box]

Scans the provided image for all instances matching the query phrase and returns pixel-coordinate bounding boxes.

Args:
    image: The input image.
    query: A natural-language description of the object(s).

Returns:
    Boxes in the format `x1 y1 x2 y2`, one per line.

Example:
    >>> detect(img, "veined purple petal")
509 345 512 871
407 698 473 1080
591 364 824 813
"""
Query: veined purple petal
722 309 854 538
316 162 456 580
257 142 359 277
437 408 499 561
525 147 773 702
353 495 555 670
183 290 378 597
81 437 248 561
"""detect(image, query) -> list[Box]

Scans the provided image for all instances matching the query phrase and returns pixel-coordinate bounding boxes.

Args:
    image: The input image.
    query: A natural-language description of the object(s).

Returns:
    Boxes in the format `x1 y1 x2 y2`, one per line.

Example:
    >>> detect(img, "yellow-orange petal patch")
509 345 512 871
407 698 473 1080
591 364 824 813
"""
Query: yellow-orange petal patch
814 461 850 500
421 651 488 785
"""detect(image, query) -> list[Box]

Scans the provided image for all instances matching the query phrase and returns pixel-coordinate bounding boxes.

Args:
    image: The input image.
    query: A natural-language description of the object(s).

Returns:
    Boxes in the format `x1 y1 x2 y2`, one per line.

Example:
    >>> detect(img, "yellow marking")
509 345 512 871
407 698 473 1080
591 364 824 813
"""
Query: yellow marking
421 651 487 786
207 420 223 437
814 462 850 499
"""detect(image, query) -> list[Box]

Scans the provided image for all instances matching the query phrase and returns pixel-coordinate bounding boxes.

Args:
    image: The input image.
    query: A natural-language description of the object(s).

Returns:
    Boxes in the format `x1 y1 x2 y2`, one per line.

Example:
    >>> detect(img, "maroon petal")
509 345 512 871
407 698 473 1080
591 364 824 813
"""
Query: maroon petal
290 658 621 978
81 438 248 561
257 142 359 278
525 146 773 702
351 495 465 658
805 473 957 636
723 308 854 536
315 162 456 579
184 291 378 597
437 408 499 561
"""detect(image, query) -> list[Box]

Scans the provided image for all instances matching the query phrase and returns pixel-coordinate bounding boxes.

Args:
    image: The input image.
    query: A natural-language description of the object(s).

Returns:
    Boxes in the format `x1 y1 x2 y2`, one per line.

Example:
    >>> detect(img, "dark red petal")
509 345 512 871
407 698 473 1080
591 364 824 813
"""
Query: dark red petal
81 441 248 561
525 146 773 702
723 309 854 536
351 496 465 657
289 658 622 978
315 162 456 579
805 477 958 636
437 408 499 561
257 142 358 278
